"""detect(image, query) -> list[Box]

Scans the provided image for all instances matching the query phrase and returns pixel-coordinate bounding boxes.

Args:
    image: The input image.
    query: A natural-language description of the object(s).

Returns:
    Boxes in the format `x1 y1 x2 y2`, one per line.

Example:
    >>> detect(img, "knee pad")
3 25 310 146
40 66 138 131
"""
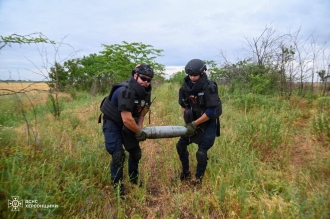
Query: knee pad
176 143 186 156
196 149 208 166
129 147 142 161
112 150 125 168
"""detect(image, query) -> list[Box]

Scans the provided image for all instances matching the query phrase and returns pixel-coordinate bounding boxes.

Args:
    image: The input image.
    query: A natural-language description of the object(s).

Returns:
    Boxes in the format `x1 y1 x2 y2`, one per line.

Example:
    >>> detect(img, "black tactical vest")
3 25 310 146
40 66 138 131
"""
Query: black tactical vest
179 73 222 120
99 76 152 125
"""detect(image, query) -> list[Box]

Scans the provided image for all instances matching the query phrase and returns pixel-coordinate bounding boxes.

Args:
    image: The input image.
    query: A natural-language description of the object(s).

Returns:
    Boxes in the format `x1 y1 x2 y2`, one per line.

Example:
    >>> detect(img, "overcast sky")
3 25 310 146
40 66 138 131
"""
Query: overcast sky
1 0 329 81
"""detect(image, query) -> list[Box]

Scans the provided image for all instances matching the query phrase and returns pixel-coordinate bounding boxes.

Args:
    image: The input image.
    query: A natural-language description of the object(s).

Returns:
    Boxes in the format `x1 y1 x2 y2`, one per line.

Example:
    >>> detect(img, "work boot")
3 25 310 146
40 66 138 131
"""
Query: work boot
193 177 202 186
113 183 125 198
177 170 191 181
130 177 143 187
171 171 192 183
179 171 192 180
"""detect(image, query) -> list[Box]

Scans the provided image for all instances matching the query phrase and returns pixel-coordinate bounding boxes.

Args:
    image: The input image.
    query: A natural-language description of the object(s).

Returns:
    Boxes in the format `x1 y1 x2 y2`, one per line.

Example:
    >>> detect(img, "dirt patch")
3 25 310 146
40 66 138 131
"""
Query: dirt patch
289 134 316 167
288 117 330 169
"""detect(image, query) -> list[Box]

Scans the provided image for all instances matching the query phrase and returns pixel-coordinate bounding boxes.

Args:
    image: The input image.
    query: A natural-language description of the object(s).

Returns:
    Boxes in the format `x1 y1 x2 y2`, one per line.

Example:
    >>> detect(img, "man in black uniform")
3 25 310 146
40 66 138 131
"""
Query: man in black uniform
100 64 153 196
176 59 222 185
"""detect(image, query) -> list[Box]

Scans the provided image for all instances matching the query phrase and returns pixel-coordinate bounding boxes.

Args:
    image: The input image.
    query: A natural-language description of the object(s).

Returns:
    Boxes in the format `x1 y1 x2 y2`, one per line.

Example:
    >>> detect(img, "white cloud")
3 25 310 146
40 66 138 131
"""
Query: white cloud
165 66 185 76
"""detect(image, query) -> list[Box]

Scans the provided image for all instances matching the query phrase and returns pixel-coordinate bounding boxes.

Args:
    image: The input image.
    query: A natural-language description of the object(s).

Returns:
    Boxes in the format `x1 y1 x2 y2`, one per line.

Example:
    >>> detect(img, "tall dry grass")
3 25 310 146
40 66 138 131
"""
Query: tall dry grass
0 82 49 95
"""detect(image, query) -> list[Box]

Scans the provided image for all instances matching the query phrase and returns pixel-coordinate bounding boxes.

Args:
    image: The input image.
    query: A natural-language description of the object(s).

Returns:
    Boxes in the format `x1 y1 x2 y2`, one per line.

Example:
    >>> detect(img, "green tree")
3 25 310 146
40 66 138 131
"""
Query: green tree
100 41 165 81
167 70 186 84
49 41 165 93
317 70 330 96
48 62 68 90
204 60 222 82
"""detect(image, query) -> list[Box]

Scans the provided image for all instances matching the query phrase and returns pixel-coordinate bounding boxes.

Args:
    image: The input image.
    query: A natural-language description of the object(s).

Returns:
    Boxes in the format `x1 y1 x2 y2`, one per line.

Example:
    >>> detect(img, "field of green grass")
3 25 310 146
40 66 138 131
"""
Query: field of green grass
0 82 329 218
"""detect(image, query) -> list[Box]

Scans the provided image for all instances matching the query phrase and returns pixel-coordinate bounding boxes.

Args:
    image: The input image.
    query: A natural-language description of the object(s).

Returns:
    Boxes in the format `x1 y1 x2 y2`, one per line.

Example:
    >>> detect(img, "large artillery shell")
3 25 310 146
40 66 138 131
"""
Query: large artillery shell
141 126 187 139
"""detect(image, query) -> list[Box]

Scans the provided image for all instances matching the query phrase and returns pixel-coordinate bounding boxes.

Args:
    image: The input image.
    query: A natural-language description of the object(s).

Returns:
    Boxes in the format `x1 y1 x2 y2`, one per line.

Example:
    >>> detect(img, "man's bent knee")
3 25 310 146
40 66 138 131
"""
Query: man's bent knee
112 150 125 168
196 149 208 166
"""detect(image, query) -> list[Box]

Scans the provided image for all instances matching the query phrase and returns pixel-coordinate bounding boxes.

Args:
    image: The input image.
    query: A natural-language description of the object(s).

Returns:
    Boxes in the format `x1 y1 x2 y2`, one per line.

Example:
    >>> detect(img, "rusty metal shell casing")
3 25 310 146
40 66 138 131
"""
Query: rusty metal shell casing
141 126 187 139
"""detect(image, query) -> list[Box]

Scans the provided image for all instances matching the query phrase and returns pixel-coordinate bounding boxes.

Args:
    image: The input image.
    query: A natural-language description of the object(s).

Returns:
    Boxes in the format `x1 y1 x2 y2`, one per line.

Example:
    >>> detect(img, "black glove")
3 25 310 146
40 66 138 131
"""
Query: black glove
135 131 147 141
185 121 197 136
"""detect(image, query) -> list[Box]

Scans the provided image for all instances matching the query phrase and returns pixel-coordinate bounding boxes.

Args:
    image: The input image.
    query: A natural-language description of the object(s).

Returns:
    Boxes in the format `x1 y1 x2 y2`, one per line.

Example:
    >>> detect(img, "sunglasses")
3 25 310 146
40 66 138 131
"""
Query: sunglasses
139 75 152 82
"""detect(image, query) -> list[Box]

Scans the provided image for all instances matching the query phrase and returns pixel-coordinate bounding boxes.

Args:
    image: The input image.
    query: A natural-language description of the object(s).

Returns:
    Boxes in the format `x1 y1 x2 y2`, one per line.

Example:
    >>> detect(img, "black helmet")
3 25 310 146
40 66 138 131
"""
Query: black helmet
132 63 154 78
185 59 207 76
